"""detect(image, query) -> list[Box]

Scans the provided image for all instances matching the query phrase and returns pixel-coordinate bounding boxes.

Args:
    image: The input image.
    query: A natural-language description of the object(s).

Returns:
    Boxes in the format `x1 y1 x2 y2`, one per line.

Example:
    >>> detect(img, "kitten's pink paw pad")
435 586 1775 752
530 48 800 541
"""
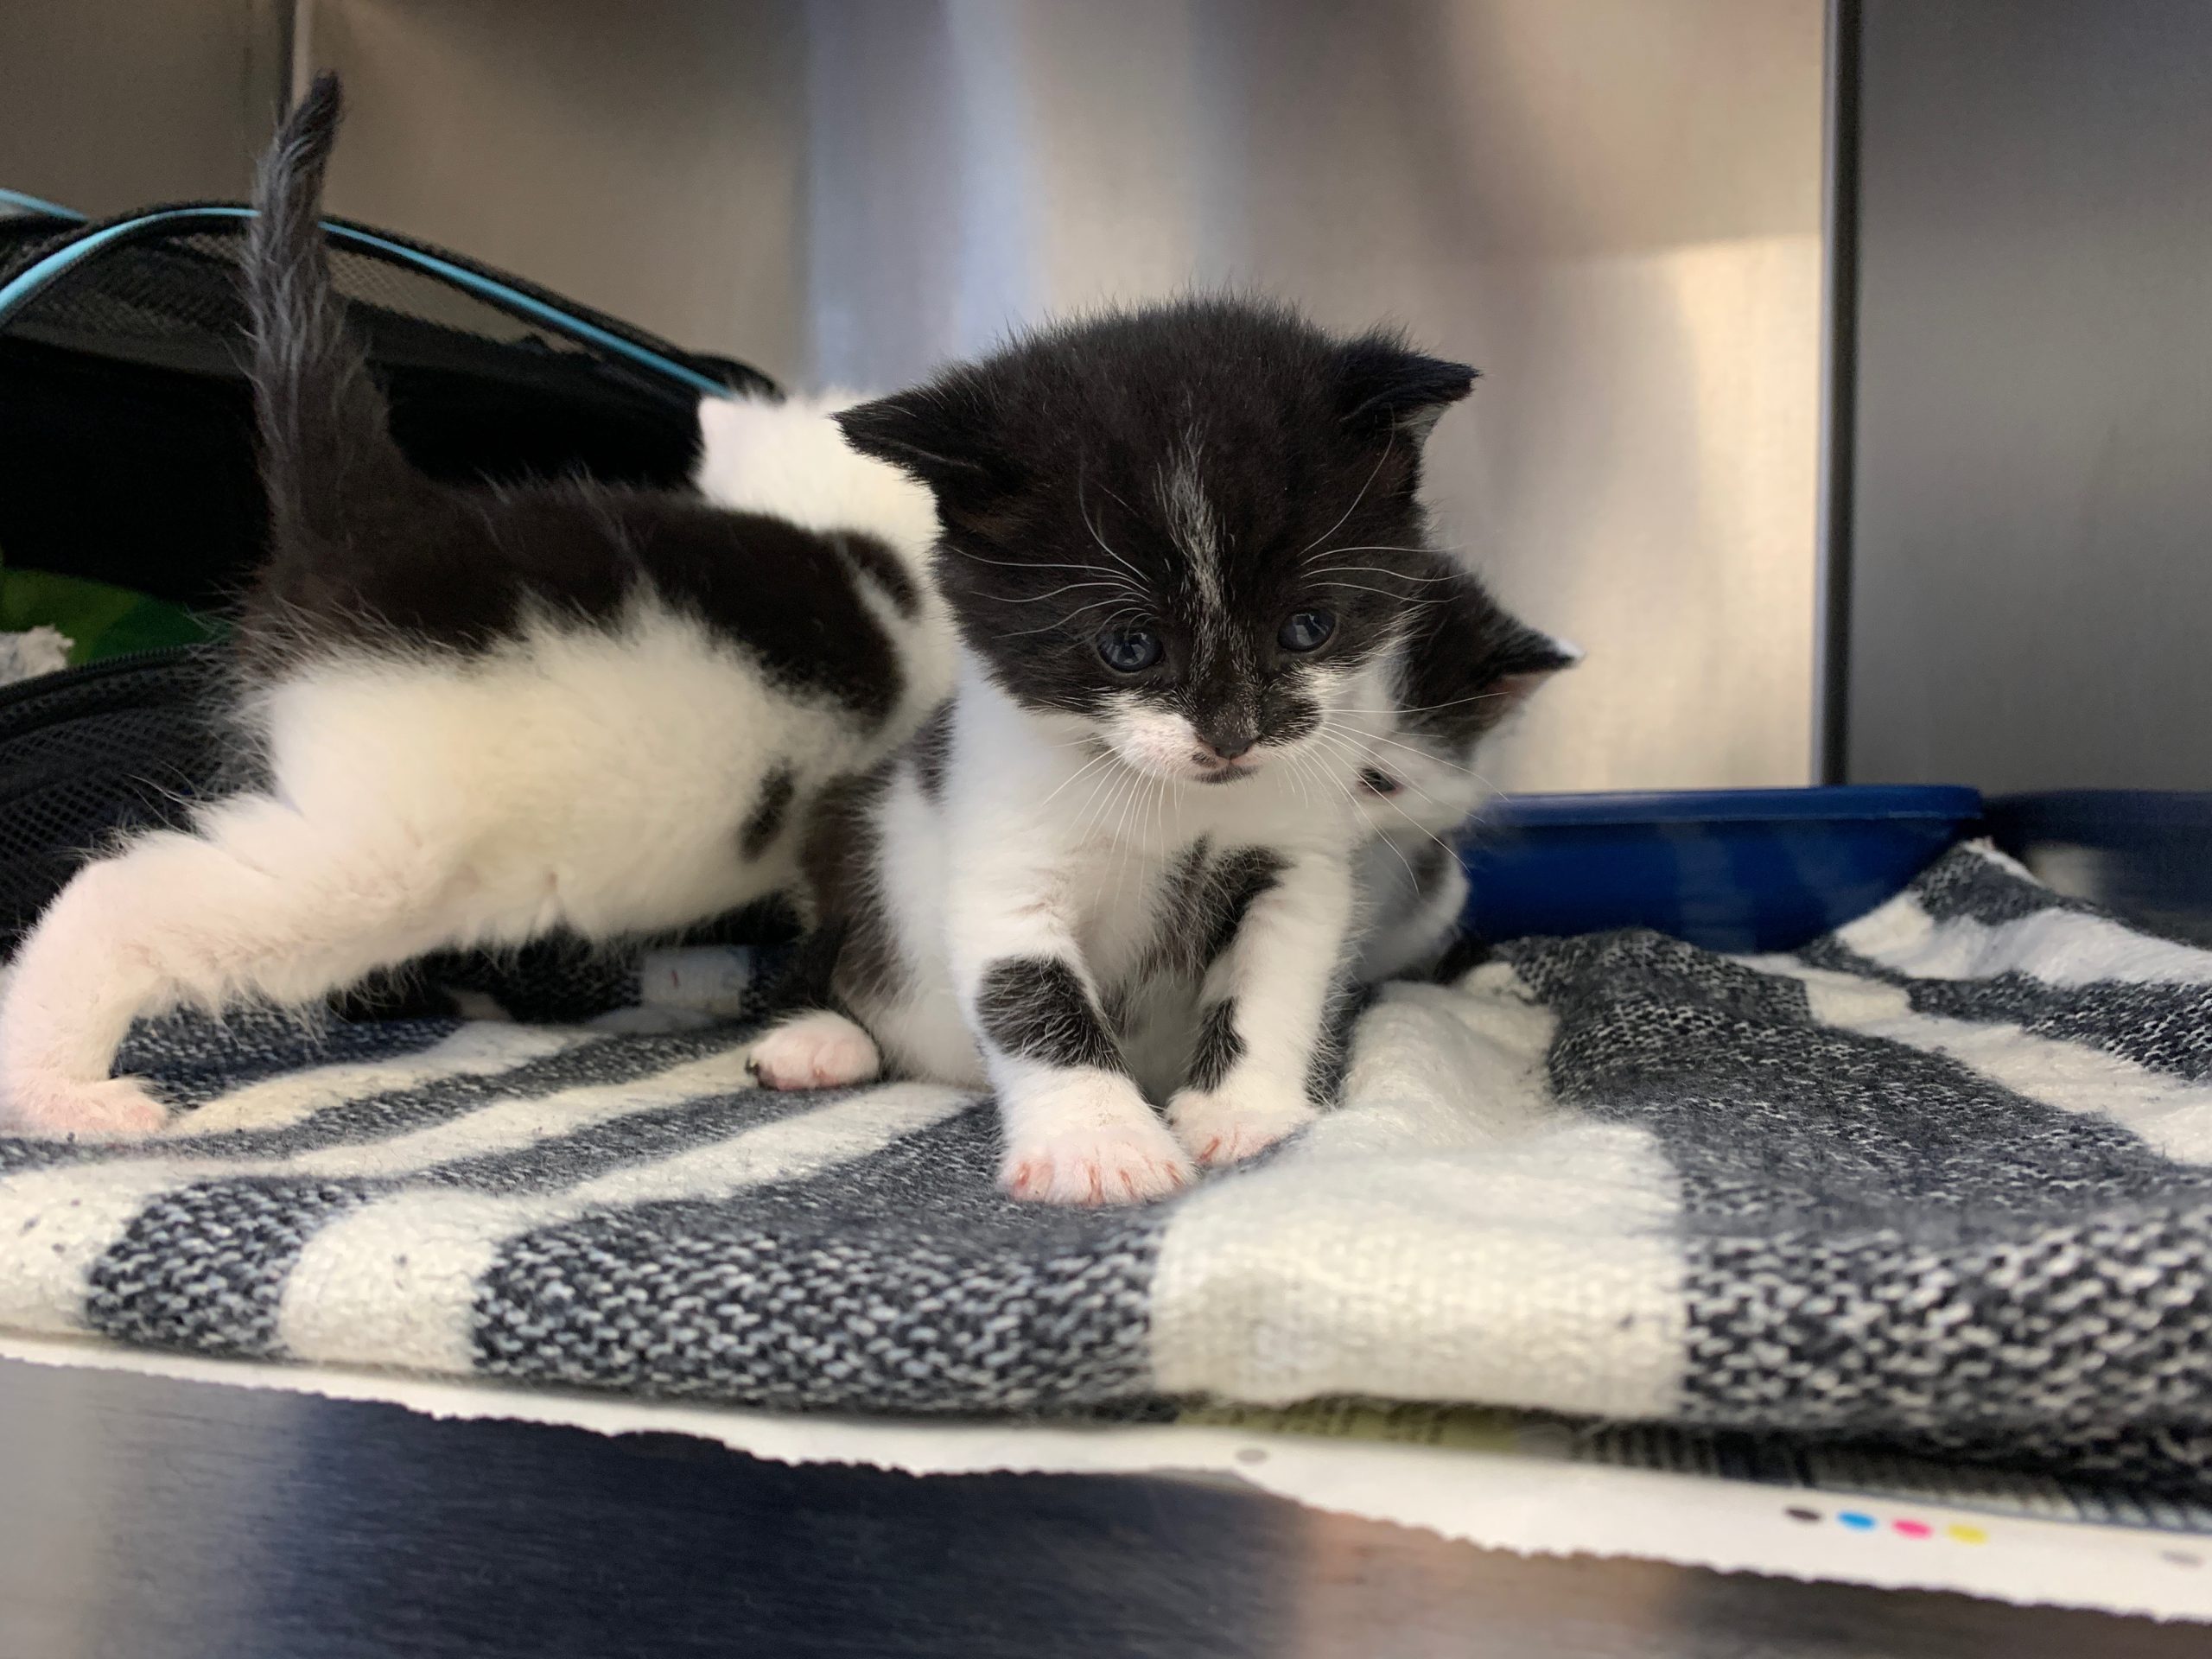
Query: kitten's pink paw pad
1167 1080 1315 1168
1001 1120 1196 1205
0 1074 169 1141
747 1013 882 1091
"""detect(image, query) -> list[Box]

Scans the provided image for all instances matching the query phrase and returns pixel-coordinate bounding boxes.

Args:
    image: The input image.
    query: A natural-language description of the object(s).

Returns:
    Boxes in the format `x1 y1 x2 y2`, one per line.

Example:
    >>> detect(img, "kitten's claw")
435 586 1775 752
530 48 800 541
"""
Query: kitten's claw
1167 1076 1315 1168
746 1011 882 1091
0 1073 170 1141
998 1073 1195 1205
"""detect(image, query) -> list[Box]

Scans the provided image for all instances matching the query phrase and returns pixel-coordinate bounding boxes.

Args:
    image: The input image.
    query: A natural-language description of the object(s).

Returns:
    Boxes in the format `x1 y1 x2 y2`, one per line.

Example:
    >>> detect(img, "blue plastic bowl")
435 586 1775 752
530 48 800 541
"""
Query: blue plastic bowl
1458 785 1985 953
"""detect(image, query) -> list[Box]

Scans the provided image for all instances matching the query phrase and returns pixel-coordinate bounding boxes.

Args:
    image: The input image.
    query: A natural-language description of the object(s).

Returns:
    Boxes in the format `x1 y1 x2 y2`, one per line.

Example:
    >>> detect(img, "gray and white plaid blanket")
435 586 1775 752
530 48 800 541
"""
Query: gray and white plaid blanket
5 843 2209 1489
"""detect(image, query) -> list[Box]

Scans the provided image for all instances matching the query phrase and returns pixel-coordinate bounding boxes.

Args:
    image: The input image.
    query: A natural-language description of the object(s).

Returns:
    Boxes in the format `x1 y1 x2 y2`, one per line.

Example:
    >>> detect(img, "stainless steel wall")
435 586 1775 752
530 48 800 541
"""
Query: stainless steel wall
1847 0 2212 791
0 1 285 212
308 0 811 397
5 0 1828 793
792 1 1826 792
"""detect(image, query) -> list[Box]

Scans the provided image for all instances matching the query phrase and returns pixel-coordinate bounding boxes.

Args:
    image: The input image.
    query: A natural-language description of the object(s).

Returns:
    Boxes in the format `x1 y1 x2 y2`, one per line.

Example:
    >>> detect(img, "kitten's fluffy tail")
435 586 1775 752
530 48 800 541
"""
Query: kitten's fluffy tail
245 73 414 552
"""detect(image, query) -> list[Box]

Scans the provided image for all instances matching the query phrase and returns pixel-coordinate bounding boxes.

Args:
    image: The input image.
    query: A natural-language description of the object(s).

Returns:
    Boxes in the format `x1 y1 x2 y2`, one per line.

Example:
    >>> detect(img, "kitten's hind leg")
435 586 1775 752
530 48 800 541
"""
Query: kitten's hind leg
0 795 467 1140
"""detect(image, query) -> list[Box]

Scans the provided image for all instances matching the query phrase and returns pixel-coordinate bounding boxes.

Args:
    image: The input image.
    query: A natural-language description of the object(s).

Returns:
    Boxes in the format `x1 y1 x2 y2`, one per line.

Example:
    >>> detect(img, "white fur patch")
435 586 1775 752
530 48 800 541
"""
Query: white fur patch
693 389 938 556
1159 439 1224 613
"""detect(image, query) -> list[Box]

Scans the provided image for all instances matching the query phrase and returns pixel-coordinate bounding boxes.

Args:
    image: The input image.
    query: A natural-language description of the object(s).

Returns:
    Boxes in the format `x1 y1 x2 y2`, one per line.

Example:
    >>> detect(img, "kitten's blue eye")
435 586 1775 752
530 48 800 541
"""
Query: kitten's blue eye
1278 611 1336 652
1096 626 1163 673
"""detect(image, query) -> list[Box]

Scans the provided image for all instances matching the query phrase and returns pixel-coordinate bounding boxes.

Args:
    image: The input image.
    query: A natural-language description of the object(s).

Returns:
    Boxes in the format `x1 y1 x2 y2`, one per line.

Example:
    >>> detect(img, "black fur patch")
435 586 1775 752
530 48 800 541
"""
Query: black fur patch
753 915 853 1020
976 957 1122 1072
1306 975 1370 1104
1099 983 1132 1035
739 765 797 860
236 77 906 728
1431 932 1493 984
1146 842 1288 980
798 765 903 1007
836 531 920 618
1265 696 1322 747
1408 838 1450 892
911 700 953 801
242 486 906 727
1205 849 1288 963
1186 999 1243 1092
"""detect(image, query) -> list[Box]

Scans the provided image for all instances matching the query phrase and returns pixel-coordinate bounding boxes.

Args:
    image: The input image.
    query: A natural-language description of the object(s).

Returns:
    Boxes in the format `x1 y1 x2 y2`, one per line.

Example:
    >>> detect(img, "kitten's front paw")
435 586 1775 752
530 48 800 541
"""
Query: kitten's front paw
1000 1073 1195 1205
1167 1074 1315 1168
0 1071 169 1141
746 1010 883 1090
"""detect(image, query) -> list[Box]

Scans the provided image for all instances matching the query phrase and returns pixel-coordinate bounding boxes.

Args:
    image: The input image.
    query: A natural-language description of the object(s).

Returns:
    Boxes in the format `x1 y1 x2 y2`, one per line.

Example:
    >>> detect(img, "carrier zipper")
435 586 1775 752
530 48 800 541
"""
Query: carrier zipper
0 643 207 717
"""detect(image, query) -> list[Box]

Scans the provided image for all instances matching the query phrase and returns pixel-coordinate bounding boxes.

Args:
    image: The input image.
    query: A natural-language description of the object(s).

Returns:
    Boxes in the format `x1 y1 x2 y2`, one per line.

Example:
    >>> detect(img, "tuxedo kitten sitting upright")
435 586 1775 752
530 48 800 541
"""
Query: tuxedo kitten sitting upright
749 300 1571 1204
0 75 950 1139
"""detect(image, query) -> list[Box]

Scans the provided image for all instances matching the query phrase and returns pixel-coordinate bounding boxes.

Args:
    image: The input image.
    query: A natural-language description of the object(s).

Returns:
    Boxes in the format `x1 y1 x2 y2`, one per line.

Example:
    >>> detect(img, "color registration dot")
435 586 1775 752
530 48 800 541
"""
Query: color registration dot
1836 1511 1877 1530
1948 1525 1988 1546
1893 1520 1932 1539
1784 1506 1821 1523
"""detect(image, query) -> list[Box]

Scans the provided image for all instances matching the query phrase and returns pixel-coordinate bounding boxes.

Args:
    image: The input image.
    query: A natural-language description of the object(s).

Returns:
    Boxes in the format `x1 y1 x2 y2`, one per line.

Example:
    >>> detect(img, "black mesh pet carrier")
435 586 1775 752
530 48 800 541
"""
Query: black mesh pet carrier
0 189 776 947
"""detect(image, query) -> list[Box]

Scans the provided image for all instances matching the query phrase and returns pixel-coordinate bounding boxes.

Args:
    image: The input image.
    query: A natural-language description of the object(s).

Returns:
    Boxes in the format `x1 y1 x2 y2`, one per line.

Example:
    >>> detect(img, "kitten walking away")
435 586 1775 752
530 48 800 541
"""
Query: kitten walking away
0 76 950 1138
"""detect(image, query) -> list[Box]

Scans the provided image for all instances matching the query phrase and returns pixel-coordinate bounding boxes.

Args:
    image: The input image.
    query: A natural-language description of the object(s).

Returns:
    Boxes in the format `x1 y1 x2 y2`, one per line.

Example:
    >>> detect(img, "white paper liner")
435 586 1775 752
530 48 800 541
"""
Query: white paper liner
3 1333 2207 1624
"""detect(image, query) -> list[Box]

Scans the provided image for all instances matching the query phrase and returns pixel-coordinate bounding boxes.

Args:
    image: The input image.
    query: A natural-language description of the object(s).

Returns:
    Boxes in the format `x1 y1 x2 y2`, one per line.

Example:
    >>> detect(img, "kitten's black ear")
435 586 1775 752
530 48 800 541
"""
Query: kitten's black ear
1490 628 1582 710
836 379 1012 503
1336 334 1478 442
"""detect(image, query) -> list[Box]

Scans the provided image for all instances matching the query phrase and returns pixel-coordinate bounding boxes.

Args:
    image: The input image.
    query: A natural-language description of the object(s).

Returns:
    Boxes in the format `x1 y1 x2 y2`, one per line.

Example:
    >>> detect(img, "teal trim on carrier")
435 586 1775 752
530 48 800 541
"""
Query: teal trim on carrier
0 187 85 220
0 205 732 398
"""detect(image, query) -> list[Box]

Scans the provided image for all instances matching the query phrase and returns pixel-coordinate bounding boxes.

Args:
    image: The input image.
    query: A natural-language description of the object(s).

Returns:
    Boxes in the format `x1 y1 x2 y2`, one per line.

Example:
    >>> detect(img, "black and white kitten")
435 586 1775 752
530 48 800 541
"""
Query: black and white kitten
747 301 1572 1204
0 76 949 1139
1350 554 1582 982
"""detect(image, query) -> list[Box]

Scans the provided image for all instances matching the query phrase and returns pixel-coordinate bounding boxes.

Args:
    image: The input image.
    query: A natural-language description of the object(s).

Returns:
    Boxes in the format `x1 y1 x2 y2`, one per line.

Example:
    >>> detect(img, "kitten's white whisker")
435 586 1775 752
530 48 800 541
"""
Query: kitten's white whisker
1306 727 1422 887
1071 766 1119 840
1000 601 1148 640
1128 777 1158 909
1306 582 1446 607
1282 744 1325 815
1304 542 1465 562
973 579 1144 606
1367 783 1467 861
1077 473 1151 588
1296 432 1395 558
1316 722 1458 814
946 550 1137 576
1036 746 1122 810
1096 766 1147 914
1331 691 1513 715
1351 728 1489 782
1300 565 1462 585
1092 476 1143 522
1319 726 1469 860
